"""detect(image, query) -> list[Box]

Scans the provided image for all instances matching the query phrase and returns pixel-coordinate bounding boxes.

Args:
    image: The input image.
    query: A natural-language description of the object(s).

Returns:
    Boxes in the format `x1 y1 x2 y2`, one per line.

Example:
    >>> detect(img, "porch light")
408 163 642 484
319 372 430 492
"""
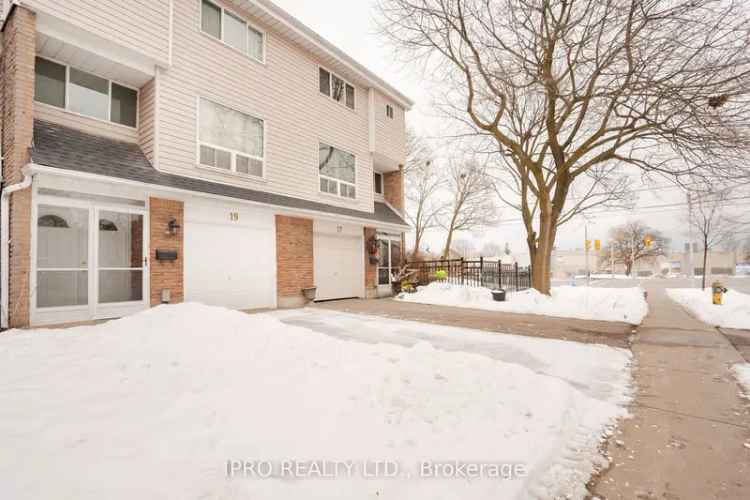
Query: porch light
167 218 181 235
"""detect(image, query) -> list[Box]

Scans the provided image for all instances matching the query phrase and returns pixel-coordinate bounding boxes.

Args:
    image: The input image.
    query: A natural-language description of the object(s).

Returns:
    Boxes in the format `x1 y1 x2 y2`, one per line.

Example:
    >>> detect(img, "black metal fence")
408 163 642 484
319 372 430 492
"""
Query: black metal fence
407 258 532 292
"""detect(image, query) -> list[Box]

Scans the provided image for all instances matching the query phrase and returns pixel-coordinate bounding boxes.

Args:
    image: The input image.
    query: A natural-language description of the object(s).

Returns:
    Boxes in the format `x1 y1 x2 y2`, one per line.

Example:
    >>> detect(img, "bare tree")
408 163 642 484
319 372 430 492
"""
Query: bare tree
406 159 447 259
479 241 503 257
688 190 740 289
441 159 496 258
601 221 668 276
451 238 477 258
376 0 750 294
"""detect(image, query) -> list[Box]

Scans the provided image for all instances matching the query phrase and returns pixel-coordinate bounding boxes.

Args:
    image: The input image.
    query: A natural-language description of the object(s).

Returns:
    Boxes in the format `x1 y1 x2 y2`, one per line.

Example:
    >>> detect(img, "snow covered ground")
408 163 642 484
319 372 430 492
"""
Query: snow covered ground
733 364 750 399
399 283 649 324
0 304 632 500
666 288 750 329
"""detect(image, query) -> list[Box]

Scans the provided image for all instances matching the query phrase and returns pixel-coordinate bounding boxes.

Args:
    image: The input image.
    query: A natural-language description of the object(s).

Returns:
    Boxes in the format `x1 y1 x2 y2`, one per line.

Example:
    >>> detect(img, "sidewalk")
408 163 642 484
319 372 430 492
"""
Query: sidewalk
592 286 750 499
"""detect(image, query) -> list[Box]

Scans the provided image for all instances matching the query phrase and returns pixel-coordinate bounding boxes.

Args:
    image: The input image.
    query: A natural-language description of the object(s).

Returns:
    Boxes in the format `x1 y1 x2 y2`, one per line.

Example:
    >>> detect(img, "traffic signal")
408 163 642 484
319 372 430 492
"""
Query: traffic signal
644 235 653 248
595 239 601 251
585 240 591 251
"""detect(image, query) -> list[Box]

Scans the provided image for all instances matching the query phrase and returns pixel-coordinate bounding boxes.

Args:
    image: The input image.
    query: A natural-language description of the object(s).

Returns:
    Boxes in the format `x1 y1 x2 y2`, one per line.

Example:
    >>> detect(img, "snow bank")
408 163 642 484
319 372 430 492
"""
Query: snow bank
733 364 750 399
0 304 632 500
399 283 648 324
666 288 750 329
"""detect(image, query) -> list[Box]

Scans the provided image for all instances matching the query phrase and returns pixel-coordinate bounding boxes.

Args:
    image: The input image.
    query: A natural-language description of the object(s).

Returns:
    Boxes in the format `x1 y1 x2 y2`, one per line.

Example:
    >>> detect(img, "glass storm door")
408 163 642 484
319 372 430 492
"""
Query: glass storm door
95 209 147 316
36 205 90 310
377 238 402 287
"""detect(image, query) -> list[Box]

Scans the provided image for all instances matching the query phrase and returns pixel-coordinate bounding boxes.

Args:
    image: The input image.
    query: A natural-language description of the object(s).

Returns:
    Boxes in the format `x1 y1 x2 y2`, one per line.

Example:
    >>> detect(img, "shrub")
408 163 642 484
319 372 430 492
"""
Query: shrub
433 269 448 281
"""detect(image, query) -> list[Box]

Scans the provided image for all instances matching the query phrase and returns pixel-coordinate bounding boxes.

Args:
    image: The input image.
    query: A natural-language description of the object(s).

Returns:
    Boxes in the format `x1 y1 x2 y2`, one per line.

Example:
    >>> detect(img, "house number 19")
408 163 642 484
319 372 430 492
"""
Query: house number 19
229 212 240 222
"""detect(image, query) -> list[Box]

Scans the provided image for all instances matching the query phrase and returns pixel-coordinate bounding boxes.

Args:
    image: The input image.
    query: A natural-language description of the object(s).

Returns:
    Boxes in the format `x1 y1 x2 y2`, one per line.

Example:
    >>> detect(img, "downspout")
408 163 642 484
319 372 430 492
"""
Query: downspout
1 168 33 329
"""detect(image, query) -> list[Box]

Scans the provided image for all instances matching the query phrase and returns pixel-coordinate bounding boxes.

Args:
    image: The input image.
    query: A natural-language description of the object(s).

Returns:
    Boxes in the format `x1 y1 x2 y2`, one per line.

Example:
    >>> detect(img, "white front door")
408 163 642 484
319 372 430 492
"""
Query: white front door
32 200 149 326
313 223 364 301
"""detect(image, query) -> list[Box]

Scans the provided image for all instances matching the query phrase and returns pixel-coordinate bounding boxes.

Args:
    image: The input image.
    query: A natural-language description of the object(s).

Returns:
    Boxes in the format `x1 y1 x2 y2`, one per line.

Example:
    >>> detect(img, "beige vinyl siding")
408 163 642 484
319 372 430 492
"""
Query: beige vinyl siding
34 102 139 143
374 90 407 166
156 0 374 212
24 0 170 64
138 78 156 162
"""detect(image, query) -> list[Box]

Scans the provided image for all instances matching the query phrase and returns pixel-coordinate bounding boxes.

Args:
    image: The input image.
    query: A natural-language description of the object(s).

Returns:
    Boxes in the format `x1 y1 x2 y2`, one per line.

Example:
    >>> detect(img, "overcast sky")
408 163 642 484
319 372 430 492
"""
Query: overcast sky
272 0 747 256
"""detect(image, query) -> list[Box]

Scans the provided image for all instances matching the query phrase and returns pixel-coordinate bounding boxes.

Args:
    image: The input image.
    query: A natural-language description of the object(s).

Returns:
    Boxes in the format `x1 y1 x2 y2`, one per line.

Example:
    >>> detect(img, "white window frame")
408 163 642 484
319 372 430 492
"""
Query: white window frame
34 56 139 129
318 66 356 111
199 0 266 64
377 235 403 287
318 142 357 200
196 96 267 180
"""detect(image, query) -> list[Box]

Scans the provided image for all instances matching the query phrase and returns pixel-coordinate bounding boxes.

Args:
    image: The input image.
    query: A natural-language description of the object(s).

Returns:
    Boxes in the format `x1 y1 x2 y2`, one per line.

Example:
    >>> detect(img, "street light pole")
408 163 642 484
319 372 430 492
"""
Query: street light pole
585 224 591 287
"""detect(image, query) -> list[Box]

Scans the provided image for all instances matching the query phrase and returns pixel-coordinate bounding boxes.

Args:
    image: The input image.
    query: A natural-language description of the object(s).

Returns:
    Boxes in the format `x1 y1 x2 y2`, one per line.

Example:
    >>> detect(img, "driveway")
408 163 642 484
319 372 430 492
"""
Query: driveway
304 297 633 348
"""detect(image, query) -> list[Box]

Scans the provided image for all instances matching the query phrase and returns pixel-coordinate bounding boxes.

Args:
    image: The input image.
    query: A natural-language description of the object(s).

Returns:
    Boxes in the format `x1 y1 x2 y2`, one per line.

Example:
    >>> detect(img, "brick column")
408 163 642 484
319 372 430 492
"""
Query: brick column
275 215 314 308
364 227 378 298
1 6 36 327
383 166 404 213
149 198 184 306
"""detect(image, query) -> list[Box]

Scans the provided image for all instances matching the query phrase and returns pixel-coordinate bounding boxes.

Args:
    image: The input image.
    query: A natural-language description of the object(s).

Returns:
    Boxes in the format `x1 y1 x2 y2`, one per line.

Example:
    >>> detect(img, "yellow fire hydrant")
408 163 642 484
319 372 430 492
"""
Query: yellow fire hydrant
712 281 728 305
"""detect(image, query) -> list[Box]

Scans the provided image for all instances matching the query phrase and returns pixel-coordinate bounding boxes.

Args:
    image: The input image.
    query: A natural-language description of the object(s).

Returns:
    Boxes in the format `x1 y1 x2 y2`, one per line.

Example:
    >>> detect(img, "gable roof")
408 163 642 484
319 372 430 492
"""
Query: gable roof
30 120 408 228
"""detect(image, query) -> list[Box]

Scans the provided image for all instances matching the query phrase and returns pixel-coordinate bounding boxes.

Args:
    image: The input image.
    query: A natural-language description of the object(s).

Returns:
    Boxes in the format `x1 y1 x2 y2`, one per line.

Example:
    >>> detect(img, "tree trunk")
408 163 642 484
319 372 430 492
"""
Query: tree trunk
626 261 633 277
702 243 709 290
442 227 455 259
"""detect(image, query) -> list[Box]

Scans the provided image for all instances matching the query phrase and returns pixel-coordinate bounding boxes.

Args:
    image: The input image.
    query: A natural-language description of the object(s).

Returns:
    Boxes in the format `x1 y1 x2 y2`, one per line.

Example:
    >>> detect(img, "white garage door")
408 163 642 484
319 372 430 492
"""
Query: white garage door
314 222 364 301
184 200 276 310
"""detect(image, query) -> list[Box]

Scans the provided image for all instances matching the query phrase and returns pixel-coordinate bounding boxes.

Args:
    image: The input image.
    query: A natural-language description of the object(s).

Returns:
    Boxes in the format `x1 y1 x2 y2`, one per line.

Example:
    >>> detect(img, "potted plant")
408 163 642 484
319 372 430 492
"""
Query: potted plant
302 287 317 301
391 265 417 295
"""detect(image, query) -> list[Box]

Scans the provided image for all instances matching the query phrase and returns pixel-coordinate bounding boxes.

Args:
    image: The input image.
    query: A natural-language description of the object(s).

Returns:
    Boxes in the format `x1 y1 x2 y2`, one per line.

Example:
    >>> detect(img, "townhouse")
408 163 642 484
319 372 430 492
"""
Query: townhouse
0 0 411 328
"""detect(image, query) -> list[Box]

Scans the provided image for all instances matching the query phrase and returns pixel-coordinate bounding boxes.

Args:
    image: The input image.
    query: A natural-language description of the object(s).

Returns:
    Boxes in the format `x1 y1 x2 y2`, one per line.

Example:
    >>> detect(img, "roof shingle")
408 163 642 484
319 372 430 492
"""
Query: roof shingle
31 120 408 227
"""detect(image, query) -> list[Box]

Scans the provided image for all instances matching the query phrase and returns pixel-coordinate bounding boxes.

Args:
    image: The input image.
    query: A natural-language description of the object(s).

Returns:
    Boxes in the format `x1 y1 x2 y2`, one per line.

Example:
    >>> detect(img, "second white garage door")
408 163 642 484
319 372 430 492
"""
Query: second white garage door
313 222 364 301
184 200 276 310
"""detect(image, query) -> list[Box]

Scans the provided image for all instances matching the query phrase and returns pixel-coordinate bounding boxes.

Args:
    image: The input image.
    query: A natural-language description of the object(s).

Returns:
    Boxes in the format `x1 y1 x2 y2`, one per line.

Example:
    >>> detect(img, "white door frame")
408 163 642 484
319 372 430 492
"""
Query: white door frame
376 233 402 296
30 193 149 326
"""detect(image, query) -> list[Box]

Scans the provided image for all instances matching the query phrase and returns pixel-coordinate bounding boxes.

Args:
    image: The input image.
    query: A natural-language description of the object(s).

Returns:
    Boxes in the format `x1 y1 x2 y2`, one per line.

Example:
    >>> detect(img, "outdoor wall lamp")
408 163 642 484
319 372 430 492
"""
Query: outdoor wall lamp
167 218 181 235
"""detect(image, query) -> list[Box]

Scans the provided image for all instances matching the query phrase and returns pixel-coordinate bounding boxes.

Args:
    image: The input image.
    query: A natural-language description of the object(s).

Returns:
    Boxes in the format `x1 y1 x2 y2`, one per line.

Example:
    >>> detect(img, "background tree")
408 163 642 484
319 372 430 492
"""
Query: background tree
479 241 503 257
451 238 477 258
377 0 750 294
440 159 496 258
601 221 669 276
405 158 447 259
688 190 741 289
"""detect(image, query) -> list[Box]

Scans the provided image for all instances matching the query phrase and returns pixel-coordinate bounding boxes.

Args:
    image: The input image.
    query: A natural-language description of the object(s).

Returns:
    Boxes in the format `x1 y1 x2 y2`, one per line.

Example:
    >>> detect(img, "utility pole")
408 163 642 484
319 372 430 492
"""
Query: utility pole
687 192 695 285
611 241 615 279
585 224 591 287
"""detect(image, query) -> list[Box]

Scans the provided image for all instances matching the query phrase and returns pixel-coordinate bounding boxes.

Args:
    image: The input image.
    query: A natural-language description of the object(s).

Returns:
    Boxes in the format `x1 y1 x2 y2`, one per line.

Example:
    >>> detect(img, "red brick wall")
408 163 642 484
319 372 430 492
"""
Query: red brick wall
149 198 184 306
275 215 313 306
383 167 404 213
364 227 377 297
1 6 36 327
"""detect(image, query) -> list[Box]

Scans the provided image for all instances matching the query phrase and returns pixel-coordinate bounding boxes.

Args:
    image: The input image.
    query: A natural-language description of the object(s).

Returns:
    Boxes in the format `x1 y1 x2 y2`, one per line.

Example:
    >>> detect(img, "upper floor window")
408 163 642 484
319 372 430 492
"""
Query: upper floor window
374 172 383 194
34 57 138 128
319 143 356 199
319 68 355 110
201 0 265 63
198 98 265 178
386 104 395 119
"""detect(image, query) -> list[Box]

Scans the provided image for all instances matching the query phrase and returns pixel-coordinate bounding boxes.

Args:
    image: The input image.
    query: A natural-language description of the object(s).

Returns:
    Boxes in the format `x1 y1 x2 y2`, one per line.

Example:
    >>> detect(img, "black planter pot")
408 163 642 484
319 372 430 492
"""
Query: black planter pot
491 289 507 302
391 281 403 294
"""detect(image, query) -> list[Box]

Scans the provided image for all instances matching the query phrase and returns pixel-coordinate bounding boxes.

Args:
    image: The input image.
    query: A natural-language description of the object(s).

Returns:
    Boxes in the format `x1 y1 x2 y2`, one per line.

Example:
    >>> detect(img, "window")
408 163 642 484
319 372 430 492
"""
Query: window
319 67 355 110
386 104 395 119
34 57 138 128
319 143 356 199
34 58 66 108
111 84 138 128
199 98 265 177
201 0 265 63
374 172 383 194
